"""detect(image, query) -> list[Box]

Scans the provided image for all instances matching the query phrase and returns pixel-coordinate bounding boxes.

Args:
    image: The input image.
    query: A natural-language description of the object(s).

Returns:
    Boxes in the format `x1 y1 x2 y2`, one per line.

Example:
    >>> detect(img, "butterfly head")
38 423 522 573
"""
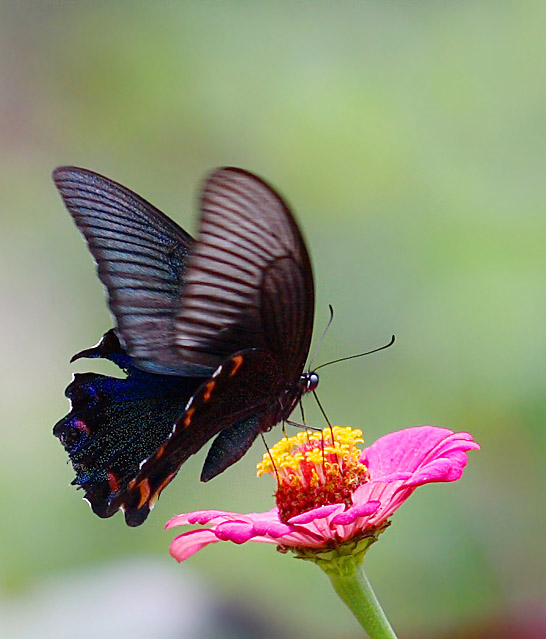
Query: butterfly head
300 371 319 394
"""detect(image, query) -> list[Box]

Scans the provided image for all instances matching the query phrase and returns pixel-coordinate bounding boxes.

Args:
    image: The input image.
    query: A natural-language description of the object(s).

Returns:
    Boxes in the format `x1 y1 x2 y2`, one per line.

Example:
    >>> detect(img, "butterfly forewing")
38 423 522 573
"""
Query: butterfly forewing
53 167 211 376
174 168 314 378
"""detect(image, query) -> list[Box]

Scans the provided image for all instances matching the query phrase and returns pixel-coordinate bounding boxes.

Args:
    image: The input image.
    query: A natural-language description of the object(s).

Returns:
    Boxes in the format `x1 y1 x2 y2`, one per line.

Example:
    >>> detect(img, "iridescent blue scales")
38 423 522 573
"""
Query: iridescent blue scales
53 167 316 525
55 330 199 525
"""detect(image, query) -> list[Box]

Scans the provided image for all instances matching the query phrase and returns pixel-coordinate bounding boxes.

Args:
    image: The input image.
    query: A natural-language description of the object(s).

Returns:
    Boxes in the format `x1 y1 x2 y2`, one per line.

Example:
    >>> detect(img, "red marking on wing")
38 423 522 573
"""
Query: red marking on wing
155 444 166 459
184 407 195 427
150 472 177 509
230 355 244 377
203 380 215 402
137 478 151 508
73 418 91 435
107 471 120 493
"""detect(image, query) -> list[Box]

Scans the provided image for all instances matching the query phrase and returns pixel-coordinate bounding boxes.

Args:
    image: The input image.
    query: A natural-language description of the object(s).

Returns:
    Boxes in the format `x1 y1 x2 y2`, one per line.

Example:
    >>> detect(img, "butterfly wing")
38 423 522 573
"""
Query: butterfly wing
53 167 211 375
54 167 316 526
53 330 204 523
174 167 315 381
118 348 282 525
120 169 317 522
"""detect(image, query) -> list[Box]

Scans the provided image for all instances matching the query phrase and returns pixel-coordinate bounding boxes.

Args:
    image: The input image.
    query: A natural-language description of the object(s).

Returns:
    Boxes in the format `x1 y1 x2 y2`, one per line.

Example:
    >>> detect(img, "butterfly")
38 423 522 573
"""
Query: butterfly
53 166 318 526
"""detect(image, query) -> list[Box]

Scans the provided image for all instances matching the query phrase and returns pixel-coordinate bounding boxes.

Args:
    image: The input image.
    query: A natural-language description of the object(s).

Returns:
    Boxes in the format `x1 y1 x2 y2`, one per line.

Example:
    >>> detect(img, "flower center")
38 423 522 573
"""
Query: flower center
257 426 369 523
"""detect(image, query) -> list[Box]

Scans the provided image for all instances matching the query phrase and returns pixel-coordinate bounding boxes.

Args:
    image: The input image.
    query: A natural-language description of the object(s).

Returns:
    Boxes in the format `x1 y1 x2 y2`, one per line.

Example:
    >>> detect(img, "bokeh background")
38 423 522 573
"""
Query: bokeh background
1 2 544 638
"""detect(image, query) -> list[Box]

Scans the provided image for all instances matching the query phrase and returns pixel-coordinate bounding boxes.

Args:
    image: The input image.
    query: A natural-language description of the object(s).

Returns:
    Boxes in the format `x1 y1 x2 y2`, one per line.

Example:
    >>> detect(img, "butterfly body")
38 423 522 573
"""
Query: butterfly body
53 166 315 525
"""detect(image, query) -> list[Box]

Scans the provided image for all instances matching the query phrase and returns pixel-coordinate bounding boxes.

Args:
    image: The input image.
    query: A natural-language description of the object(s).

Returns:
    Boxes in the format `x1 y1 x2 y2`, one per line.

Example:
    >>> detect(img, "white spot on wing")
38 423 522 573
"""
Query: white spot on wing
212 364 223 378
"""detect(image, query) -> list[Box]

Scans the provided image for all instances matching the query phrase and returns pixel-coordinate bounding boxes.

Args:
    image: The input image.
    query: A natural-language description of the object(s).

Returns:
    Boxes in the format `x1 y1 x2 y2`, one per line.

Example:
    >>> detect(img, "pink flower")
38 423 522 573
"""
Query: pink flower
167 426 480 562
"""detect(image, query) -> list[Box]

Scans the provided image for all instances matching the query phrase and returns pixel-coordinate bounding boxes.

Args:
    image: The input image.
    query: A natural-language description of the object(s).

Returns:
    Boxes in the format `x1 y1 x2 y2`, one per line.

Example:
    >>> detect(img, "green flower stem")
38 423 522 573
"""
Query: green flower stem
326 563 398 639
293 528 396 638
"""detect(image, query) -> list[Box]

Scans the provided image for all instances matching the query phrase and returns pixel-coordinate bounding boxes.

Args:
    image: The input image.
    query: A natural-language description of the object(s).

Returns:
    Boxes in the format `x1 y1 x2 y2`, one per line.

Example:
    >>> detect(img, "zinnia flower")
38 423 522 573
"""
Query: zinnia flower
167 425 480 563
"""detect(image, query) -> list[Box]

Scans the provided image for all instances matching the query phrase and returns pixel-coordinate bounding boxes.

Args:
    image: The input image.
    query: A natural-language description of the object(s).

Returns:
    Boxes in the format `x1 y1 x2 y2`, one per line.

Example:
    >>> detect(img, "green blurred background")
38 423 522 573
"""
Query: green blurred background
1 2 544 638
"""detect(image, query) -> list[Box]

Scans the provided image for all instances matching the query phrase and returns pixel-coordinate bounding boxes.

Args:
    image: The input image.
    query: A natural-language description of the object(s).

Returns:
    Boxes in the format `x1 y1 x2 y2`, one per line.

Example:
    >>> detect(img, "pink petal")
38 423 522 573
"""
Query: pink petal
372 471 413 483
242 535 284 546
353 426 480 526
361 426 454 478
405 458 464 486
288 503 342 525
169 529 220 562
361 426 480 481
166 508 280 530
433 432 480 459
215 521 257 543
332 500 381 525
252 520 294 537
166 509 251 529
209 514 295 544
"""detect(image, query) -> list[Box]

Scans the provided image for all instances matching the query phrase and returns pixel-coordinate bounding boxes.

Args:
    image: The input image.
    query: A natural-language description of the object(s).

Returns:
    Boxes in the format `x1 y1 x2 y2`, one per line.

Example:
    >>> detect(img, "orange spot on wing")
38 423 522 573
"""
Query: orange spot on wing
230 354 244 377
203 380 215 402
137 478 151 509
155 444 165 459
149 472 176 509
107 471 120 493
184 407 195 427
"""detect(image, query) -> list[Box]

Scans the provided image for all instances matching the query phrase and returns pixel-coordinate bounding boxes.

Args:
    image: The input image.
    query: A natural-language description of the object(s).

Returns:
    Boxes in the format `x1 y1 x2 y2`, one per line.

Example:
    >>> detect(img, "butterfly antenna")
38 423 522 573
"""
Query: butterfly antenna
314 334 396 372
260 433 279 483
308 304 335 371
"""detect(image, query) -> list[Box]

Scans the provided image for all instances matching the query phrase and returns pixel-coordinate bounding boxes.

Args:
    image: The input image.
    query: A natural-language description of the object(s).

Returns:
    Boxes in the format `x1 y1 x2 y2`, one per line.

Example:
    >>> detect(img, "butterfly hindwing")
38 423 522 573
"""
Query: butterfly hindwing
119 349 282 525
54 330 203 522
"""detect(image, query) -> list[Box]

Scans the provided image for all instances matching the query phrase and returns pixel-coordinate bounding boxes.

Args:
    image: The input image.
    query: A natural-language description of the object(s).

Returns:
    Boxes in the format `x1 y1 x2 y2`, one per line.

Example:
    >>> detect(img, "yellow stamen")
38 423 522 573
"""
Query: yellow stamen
257 426 369 524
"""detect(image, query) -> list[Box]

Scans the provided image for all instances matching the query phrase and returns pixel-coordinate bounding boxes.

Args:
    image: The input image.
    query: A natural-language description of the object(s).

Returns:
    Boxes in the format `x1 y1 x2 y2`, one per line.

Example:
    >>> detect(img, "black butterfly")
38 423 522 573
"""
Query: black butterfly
53 166 317 526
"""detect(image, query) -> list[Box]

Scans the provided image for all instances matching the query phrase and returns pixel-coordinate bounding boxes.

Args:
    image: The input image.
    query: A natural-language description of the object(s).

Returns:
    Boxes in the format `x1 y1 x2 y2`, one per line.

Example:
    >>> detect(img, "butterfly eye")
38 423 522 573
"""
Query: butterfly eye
304 372 319 393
